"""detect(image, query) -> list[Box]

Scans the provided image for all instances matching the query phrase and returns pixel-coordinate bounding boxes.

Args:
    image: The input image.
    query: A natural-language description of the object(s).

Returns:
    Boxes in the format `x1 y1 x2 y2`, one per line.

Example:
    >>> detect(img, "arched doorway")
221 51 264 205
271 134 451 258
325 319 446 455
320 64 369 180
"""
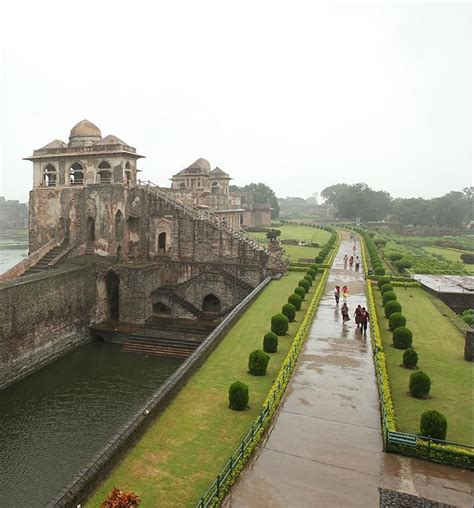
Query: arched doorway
105 271 120 321
203 294 221 313
158 232 166 251
115 210 124 241
86 217 95 245
153 301 171 315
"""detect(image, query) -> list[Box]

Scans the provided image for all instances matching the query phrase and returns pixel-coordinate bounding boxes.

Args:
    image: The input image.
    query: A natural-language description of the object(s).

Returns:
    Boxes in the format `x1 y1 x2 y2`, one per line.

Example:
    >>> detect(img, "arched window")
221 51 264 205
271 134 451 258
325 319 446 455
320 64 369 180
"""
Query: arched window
115 210 124 241
158 232 166 251
125 161 131 169
43 164 57 187
211 182 220 194
69 162 84 186
179 182 186 189
98 161 112 183
86 217 95 244
203 294 221 313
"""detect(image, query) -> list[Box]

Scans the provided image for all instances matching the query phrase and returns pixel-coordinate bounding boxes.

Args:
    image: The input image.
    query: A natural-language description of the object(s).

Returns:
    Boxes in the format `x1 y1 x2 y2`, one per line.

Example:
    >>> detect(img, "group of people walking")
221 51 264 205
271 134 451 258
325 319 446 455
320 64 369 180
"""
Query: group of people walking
335 284 369 334
343 254 360 271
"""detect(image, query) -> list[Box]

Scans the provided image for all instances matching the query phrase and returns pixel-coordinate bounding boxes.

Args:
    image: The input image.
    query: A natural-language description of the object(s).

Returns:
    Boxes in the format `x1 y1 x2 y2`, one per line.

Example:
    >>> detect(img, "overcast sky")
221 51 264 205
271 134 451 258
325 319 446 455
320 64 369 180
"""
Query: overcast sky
0 0 471 203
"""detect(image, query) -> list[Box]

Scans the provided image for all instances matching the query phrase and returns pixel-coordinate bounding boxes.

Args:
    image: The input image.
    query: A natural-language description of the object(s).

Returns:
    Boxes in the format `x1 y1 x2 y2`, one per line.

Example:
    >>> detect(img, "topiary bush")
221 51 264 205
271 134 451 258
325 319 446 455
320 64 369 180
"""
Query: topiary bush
403 348 418 369
288 293 303 311
271 313 289 336
298 279 310 292
384 300 402 318
282 303 296 322
229 381 249 410
263 332 278 353
420 410 447 440
409 371 431 398
380 283 394 295
392 326 413 349
304 274 313 286
377 277 391 289
309 264 319 272
389 253 403 262
307 268 317 279
248 349 270 376
374 266 386 275
389 312 406 331
460 252 474 264
382 291 397 305
294 286 306 299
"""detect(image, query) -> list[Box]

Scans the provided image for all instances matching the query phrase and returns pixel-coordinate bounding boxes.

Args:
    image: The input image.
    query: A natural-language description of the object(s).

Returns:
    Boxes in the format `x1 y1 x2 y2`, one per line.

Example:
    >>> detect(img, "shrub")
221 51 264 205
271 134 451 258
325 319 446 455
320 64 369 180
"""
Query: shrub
389 312 406 331
384 300 402 318
380 283 394 295
392 326 413 349
382 291 397 305
309 264 319 272
395 259 412 272
229 381 249 410
461 309 474 327
420 410 447 440
288 293 303 311
375 238 387 247
304 274 313 286
377 277 391 289
403 348 418 369
101 488 140 508
460 252 474 264
307 268 317 279
374 266 385 275
282 303 296 322
263 332 278 353
248 350 270 376
389 253 403 262
271 313 289 336
298 279 310 292
294 286 306 299
409 371 431 398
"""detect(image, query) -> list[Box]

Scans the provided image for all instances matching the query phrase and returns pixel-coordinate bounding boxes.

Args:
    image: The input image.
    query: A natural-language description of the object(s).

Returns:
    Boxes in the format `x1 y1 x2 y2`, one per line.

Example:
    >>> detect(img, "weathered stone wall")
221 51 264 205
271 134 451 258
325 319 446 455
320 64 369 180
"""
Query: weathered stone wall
438 292 474 314
0 265 96 388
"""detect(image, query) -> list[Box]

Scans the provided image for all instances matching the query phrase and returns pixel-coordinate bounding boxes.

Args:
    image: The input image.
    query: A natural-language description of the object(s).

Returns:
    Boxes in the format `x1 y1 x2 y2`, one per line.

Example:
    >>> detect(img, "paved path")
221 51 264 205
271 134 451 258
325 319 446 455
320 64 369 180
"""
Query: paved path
225 235 473 507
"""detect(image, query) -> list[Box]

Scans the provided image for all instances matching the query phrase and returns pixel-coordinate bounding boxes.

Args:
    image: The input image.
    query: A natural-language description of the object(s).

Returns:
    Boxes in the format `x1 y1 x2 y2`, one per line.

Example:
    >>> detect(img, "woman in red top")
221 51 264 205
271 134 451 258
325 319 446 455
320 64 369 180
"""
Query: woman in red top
353 305 362 328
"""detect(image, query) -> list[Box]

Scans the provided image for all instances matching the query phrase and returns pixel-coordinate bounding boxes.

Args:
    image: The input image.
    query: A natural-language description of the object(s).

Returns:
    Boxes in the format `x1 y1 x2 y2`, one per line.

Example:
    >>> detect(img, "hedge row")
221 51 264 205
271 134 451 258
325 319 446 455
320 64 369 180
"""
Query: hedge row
314 227 338 264
357 228 385 275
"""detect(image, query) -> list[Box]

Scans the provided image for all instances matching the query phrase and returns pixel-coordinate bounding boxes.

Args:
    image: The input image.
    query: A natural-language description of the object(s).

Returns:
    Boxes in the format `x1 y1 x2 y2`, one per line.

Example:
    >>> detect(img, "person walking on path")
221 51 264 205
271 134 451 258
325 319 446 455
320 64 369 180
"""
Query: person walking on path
360 307 370 334
349 255 354 268
343 254 348 269
342 285 349 302
341 302 350 325
355 258 360 271
334 285 340 305
354 305 362 328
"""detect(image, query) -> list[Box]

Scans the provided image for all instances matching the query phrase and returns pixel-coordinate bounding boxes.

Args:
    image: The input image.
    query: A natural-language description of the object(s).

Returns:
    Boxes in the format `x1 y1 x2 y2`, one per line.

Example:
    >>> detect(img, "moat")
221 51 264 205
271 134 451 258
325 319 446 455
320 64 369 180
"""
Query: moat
0 342 183 506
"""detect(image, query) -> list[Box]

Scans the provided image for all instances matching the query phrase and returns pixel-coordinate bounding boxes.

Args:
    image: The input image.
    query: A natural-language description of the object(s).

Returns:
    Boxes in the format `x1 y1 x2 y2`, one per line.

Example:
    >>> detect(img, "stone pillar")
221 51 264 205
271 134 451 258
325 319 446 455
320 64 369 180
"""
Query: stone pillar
464 330 474 361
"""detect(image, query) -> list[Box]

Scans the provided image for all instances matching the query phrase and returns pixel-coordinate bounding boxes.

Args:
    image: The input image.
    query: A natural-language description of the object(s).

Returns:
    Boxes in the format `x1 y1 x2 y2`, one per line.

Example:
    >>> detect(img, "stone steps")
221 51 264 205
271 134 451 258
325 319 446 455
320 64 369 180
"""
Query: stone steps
121 334 201 358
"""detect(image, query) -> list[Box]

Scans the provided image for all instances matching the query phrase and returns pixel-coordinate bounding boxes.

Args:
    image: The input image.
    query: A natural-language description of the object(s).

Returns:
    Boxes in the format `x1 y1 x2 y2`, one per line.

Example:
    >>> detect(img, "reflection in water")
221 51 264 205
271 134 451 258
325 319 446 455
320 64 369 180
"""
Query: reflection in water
0 248 27 274
0 342 182 506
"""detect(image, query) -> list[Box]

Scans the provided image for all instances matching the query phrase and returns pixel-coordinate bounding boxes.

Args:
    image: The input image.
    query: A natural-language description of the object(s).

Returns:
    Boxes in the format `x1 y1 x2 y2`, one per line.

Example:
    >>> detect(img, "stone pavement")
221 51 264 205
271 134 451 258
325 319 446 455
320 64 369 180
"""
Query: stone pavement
225 234 473 508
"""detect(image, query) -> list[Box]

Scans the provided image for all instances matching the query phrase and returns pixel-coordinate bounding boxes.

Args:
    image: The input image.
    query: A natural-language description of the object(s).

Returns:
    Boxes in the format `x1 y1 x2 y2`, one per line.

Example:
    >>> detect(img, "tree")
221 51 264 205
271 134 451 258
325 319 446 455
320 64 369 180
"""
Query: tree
230 182 280 218
266 229 281 241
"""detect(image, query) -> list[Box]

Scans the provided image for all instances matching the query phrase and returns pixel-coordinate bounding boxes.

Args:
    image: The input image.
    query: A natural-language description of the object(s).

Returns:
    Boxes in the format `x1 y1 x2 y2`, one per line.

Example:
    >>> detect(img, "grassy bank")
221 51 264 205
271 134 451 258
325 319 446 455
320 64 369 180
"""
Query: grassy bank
87 271 320 507
374 287 473 445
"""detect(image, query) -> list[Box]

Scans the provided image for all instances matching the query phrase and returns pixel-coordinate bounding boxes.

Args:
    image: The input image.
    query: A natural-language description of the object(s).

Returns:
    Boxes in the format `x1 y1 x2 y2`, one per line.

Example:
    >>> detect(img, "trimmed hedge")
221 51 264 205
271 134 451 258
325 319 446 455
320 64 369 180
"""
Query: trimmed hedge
420 410 448 440
389 312 406 331
382 291 397 305
229 381 249 411
288 293 303 311
384 300 402 318
380 283 394 295
248 350 270 376
282 303 296 323
263 332 278 353
392 326 413 349
307 268 317 279
298 279 310 292
294 286 306 299
409 371 431 398
403 348 418 369
303 274 313 286
271 313 289 336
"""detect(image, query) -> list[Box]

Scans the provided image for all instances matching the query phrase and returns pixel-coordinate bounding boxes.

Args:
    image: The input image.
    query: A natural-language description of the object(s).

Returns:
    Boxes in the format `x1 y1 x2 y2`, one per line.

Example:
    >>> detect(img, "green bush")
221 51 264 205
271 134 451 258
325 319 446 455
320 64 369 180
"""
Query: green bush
271 313 289 336
382 291 397 305
309 264 319 272
288 293 303 311
389 312 406 331
377 277 391 289
229 381 249 410
263 332 278 353
303 274 313 286
298 279 310 292
392 326 413 349
307 268 317 279
374 238 387 247
409 371 431 398
282 303 296 322
374 266 386 275
403 348 418 369
294 286 306 299
461 309 474 327
384 300 402 318
420 410 447 440
389 253 403 262
395 259 413 272
380 283 394 295
248 350 270 376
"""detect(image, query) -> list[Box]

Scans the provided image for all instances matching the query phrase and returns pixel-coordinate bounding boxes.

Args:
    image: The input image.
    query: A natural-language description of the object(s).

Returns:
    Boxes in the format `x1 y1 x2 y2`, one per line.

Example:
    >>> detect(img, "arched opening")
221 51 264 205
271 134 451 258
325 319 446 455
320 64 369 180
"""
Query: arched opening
240 214 244 225
86 217 95 245
69 162 84 185
211 182 220 194
105 271 120 321
153 301 171 315
158 232 167 251
97 161 112 183
43 164 57 187
203 294 221 313
125 162 132 185
115 210 124 241
179 182 186 189
116 245 122 258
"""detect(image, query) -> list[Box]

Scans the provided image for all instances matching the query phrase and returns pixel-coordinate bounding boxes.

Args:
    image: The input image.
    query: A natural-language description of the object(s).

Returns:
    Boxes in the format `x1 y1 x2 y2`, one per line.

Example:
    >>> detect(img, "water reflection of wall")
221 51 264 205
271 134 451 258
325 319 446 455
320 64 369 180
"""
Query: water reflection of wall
0 248 28 274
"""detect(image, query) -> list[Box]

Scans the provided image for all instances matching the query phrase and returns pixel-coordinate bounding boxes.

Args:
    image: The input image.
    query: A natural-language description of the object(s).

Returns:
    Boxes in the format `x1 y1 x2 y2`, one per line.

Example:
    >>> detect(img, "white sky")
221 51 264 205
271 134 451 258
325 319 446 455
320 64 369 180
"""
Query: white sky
0 0 471 202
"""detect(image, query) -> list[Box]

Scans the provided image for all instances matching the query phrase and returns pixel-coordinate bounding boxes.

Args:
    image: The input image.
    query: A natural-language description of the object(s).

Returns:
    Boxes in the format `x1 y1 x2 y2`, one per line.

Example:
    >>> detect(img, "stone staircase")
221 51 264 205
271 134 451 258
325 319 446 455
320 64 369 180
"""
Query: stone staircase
222 270 255 293
121 334 202 358
156 287 207 320
22 241 68 276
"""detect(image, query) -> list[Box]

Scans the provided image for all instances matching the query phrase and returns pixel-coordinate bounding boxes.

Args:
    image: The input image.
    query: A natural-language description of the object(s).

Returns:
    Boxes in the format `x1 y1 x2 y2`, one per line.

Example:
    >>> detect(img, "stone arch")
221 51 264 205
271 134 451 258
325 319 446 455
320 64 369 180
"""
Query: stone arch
97 160 112 183
105 271 120 321
115 210 124 241
69 162 84 185
211 181 220 194
86 216 95 245
158 232 166 251
203 294 221 313
152 301 171 315
43 164 57 187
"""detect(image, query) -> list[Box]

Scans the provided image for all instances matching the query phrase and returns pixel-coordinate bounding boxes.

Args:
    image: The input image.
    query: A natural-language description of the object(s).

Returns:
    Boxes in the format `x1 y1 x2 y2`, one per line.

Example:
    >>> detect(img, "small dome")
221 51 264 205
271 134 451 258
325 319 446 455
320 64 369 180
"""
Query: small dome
93 134 126 146
40 139 67 150
187 158 210 172
69 119 102 139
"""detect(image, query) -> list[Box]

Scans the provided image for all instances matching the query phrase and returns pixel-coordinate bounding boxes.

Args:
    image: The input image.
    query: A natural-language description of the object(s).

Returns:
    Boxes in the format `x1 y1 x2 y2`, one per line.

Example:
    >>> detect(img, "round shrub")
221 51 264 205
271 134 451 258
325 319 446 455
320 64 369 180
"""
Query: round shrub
389 312 406 331
384 300 402 318
377 277 391 289
307 268 317 279
380 283 394 295
420 410 447 440
403 348 418 369
389 253 403 262
374 266 386 275
409 371 431 398
375 238 387 247
298 279 310 292
309 264 319 272
229 381 249 410
382 291 397 305
271 313 289 336
288 293 303 311
392 326 413 349
460 252 474 264
304 274 313 286
294 286 306 299
282 303 296 322
263 332 278 353
248 349 270 376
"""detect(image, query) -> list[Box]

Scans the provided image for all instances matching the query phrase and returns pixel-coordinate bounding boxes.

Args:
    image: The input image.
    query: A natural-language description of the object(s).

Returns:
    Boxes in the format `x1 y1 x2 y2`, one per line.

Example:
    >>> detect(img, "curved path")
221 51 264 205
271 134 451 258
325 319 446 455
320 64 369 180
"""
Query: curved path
225 234 472 507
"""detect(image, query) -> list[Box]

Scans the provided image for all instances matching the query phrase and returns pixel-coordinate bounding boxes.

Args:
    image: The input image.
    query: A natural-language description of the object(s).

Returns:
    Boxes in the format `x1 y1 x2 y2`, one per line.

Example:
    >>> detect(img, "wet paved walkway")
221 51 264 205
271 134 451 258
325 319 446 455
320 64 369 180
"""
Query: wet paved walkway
225 235 473 507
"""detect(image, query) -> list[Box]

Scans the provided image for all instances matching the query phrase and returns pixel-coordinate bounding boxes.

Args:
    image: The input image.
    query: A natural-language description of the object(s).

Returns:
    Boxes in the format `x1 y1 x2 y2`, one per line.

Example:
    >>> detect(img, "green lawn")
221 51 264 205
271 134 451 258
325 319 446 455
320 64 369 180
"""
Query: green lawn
86 271 320 507
374 287 473 445
422 246 474 274
282 244 321 262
